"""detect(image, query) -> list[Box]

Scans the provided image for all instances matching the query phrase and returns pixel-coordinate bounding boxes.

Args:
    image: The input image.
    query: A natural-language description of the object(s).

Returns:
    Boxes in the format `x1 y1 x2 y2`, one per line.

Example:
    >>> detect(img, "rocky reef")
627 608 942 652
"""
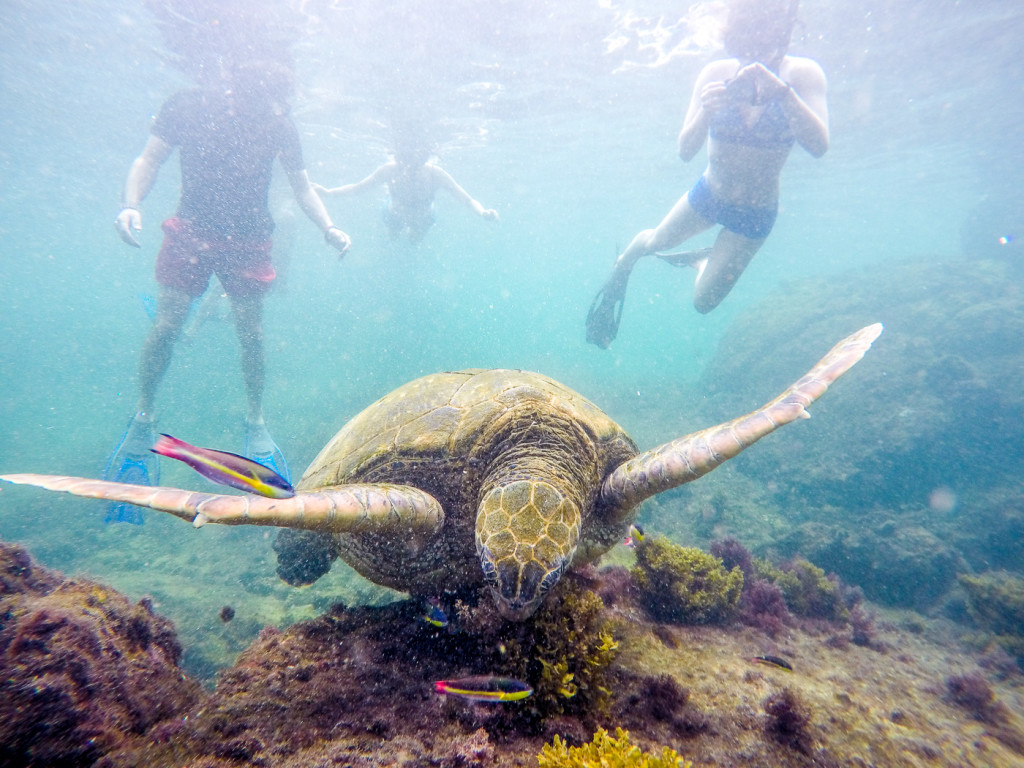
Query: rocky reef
0 542 201 767
649 256 1024 619
4 539 1024 767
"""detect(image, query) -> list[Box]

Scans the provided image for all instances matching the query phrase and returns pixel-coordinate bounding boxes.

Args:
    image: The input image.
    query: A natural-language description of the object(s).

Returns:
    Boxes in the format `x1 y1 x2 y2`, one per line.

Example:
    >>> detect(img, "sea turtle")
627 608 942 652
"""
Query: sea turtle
1 324 881 620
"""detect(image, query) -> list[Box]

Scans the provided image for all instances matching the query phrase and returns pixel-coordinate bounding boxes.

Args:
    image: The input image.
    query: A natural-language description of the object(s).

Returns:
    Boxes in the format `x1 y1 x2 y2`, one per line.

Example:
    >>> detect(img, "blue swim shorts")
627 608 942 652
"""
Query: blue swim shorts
687 175 777 240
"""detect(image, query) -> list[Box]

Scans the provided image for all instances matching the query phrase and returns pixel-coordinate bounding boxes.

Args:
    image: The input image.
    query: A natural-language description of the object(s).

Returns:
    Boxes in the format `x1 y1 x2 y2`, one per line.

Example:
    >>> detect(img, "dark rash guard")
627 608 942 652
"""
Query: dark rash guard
151 89 304 239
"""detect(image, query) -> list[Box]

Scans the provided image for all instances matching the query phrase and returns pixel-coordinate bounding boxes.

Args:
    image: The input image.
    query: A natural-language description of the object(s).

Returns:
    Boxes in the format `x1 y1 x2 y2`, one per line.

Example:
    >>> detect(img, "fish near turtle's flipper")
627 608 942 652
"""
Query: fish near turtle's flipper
0 474 445 541
599 323 883 517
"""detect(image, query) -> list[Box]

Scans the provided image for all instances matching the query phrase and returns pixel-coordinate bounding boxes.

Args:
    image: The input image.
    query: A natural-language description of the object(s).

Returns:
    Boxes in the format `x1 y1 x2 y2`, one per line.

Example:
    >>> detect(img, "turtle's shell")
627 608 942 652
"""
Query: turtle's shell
297 369 638 596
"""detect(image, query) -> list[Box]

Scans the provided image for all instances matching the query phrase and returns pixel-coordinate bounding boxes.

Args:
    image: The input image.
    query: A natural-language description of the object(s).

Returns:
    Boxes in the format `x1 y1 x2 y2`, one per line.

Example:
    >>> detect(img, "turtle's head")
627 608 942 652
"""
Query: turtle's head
475 480 581 621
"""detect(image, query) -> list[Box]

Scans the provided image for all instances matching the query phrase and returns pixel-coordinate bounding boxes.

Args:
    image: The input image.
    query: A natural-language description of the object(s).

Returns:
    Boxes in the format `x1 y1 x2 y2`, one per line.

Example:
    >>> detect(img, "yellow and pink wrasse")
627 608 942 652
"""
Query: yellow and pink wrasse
434 676 533 703
151 433 295 499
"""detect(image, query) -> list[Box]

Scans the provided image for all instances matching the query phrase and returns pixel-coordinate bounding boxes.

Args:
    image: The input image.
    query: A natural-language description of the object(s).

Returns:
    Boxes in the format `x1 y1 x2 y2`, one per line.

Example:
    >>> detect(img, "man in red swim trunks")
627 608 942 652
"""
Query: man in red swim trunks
105 60 350 523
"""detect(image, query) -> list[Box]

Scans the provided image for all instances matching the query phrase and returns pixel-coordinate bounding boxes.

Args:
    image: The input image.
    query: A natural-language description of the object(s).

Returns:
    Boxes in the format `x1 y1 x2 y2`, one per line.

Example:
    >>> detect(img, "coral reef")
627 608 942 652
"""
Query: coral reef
102 575 626 766
630 536 743 624
960 571 1024 636
538 727 690 768
0 543 201 768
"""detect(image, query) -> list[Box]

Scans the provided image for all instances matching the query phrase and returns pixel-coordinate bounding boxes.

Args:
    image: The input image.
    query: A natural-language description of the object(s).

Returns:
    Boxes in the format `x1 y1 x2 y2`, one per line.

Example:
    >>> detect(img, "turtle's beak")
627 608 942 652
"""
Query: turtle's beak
479 545 566 621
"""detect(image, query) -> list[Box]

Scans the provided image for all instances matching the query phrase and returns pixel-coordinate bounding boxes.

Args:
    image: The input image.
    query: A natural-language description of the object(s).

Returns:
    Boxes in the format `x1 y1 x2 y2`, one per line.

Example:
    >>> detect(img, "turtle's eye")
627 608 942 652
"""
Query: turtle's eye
539 560 565 595
479 546 499 587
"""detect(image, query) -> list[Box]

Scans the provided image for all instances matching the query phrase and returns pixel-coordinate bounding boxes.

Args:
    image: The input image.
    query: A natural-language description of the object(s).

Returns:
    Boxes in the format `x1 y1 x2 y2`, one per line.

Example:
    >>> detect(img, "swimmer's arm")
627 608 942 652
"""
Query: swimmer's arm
287 168 350 254
116 135 173 247
313 163 396 197
431 166 499 221
678 61 733 161
778 60 829 157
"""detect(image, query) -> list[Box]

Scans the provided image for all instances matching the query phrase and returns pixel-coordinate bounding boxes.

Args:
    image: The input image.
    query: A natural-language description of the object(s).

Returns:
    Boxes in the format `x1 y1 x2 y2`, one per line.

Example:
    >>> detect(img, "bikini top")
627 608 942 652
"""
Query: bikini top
709 97 795 150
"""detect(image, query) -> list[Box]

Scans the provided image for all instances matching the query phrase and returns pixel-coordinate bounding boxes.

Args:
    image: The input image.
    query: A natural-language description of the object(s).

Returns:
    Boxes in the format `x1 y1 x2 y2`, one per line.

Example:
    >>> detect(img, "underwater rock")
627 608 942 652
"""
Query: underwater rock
776 521 963 609
684 257 1024 608
69 561 1024 767
0 542 202 767
958 570 1024 664
699 258 1024 508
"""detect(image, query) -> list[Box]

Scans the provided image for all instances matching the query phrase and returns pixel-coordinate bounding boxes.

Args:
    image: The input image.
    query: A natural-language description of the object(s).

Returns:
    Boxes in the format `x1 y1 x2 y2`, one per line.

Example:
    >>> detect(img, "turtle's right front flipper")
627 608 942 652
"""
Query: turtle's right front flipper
599 323 883 517
0 474 444 541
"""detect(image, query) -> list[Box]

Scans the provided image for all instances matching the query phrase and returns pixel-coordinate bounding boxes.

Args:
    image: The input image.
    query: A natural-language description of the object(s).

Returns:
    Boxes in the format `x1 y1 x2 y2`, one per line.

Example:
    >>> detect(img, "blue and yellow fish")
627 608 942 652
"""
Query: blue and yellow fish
423 600 449 628
434 676 533 703
623 523 646 548
151 433 294 499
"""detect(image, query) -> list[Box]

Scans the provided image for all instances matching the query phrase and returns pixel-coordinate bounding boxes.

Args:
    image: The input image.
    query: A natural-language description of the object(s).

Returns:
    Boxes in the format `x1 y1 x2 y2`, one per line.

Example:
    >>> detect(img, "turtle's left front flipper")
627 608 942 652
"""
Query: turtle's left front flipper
599 323 883 517
0 474 444 541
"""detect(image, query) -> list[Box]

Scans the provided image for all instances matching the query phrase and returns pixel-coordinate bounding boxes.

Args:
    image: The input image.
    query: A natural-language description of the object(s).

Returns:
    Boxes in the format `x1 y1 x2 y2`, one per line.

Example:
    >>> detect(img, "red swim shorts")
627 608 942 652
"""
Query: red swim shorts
155 217 276 298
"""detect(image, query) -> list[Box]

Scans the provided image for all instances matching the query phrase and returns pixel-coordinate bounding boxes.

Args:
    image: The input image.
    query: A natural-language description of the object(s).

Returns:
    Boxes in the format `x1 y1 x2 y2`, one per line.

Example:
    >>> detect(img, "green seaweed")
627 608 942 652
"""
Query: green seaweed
538 726 691 768
631 536 742 624
756 557 847 622
500 579 620 719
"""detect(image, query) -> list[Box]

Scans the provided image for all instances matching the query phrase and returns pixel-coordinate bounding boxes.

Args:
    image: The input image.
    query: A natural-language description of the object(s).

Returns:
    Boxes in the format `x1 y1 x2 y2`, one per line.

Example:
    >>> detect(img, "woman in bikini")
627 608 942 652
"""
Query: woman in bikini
586 0 828 348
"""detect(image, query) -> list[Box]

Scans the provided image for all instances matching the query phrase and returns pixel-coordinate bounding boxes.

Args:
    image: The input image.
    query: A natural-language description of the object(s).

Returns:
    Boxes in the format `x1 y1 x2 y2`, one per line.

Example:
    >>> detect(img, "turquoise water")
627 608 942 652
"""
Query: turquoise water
1 0 1022 676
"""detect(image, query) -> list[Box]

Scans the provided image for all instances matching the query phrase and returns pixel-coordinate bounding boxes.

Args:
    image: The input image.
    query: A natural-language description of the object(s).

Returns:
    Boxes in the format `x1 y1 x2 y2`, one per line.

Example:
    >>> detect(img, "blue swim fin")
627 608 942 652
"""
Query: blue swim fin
243 419 292 485
102 413 159 525
139 293 158 321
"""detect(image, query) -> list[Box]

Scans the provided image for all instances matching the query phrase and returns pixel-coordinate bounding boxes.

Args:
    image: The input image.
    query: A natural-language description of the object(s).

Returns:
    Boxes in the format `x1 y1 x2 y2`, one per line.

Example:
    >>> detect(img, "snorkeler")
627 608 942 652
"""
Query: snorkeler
313 142 499 243
105 59 350 524
586 0 829 348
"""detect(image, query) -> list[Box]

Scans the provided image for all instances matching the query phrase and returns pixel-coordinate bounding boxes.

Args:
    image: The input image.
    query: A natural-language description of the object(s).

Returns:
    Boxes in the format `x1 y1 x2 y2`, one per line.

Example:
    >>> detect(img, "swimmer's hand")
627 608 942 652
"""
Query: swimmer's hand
700 79 732 116
735 62 790 102
115 207 142 248
313 183 354 197
471 201 499 222
324 225 351 255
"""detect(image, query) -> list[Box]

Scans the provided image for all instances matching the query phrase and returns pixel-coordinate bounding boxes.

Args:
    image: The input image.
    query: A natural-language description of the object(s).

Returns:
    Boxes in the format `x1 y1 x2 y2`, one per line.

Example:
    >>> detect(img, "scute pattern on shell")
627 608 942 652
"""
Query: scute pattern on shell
294 369 638 596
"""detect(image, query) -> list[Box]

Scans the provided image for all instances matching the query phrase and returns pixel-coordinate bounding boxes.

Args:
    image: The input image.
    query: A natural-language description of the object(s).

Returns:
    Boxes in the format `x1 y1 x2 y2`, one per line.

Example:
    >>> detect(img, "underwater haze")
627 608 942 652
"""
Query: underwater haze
1 0 1023 687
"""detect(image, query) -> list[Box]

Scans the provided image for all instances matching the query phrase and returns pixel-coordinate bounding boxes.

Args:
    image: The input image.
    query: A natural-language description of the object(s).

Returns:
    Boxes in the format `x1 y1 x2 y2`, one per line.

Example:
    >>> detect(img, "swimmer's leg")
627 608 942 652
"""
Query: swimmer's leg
138 286 192 414
692 229 764 314
228 291 267 423
586 193 712 348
